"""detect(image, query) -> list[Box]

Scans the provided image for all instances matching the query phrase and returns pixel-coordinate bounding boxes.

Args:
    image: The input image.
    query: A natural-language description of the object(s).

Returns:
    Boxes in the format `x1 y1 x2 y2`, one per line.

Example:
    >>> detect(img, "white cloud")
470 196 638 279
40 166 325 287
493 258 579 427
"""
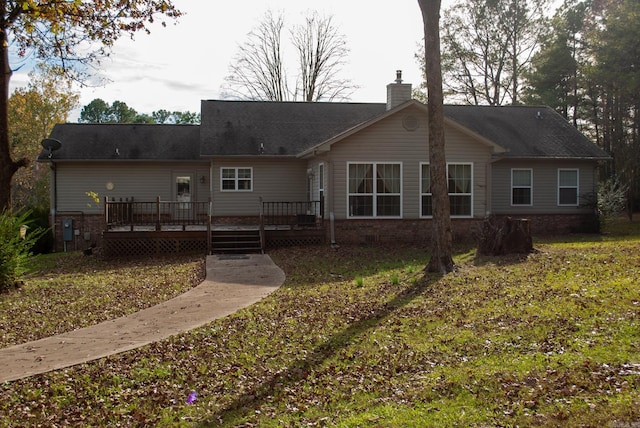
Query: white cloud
11 0 451 120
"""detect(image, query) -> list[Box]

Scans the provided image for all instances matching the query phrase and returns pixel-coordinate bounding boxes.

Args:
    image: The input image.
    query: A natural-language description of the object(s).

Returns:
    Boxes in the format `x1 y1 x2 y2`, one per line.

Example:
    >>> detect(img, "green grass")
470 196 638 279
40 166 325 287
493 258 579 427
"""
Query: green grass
0 217 638 427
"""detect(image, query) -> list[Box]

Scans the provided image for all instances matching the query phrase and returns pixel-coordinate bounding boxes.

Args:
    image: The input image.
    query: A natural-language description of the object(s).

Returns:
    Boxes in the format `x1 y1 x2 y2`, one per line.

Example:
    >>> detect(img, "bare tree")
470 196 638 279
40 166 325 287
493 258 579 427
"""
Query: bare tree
224 11 288 101
418 0 455 274
223 10 355 102
291 12 354 102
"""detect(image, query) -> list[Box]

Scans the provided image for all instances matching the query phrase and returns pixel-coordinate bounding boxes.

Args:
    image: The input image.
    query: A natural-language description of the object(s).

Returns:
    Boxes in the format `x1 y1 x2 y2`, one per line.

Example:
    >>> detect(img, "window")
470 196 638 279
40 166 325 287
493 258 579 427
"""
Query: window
448 163 473 217
558 169 579 206
348 162 401 217
175 175 191 209
420 163 432 217
511 169 533 206
221 167 252 191
420 162 473 217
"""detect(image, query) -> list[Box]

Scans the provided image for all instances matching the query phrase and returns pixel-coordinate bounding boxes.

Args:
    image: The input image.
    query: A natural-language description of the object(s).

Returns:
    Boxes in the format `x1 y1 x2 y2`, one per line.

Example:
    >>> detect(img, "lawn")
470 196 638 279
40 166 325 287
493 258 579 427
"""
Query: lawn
0 219 638 427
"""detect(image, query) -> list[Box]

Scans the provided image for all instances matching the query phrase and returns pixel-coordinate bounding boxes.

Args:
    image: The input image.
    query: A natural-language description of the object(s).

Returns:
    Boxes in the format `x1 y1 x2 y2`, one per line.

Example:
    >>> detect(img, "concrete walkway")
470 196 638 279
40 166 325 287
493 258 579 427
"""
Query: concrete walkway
0 254 284 383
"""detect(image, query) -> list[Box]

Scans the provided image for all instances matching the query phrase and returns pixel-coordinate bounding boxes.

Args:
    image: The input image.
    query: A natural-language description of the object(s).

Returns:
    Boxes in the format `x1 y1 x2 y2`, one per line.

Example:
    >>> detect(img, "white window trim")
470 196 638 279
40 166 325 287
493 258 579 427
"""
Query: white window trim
511 168 533 207
557 168 579 206
220 167 253 192
347 162 403 219
419 162 474 218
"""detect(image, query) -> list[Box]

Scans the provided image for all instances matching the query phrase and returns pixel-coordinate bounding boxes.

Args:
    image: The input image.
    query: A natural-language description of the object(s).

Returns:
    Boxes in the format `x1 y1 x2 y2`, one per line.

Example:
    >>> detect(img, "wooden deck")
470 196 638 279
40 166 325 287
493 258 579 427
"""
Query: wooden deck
102 198 326 256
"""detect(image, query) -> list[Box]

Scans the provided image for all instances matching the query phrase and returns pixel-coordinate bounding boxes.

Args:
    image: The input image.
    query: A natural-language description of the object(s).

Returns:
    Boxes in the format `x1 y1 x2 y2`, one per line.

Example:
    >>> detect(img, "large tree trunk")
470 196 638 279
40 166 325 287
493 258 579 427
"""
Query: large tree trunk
419 0 454 274
0 19 27 212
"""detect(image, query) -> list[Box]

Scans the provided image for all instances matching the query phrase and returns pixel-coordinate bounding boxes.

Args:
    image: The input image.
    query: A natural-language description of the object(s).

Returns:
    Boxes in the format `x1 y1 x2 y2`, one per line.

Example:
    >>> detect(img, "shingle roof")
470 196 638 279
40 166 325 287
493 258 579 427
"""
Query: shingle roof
38 102 609 162
444 105 610 159
199 100 387 156
37 123 200 161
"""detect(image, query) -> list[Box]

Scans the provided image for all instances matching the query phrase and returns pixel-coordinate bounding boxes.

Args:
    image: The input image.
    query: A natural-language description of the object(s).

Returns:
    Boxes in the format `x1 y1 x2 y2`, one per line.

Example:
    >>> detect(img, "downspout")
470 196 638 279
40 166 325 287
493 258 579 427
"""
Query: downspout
51 161 57 250
328 160 338 248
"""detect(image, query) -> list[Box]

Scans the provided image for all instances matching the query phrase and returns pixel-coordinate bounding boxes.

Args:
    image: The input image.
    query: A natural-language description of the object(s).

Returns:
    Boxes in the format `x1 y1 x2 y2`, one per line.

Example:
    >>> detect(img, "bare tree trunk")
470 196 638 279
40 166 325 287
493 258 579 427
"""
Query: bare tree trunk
0 12 27 211
419 0 454 274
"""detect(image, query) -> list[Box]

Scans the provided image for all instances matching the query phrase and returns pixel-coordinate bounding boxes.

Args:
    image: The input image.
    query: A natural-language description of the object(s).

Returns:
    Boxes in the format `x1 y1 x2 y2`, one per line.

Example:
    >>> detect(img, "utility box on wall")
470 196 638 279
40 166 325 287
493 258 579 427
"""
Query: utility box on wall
62 218 73 242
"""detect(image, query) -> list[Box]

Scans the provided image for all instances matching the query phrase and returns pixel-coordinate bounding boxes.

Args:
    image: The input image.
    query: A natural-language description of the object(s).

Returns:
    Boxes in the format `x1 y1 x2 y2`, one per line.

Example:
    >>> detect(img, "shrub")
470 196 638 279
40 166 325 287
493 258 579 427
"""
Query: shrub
0 210 45 291
597 178 628 220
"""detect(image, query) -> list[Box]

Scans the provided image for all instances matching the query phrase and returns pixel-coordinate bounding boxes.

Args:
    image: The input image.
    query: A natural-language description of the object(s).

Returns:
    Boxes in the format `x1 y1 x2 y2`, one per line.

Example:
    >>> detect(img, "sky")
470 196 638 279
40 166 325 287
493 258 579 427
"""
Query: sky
10 0 448 121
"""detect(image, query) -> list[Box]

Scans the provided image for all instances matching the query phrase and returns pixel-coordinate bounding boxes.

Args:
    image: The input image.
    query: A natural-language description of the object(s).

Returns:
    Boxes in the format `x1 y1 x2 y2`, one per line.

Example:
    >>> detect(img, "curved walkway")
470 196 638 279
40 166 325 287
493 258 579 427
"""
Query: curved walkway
0 254 284 383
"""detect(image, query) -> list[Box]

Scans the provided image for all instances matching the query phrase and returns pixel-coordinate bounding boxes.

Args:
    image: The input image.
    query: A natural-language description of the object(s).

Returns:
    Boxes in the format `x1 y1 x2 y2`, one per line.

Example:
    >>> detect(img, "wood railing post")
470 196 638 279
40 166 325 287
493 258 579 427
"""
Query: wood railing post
259 197 265 253
207 198 212 255
104 196 109 230
156 196 161 231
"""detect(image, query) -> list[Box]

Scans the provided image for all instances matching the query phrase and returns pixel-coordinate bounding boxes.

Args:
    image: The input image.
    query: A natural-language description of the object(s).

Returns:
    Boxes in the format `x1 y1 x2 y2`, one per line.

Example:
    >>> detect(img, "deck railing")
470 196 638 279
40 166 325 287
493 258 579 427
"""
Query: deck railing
105 197 211 231
260 199 324 227
104 196 323 231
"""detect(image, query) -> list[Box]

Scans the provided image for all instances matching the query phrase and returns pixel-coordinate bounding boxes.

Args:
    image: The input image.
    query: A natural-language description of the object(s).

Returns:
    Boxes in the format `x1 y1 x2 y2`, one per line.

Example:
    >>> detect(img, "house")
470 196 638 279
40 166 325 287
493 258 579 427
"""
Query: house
38 73 610 255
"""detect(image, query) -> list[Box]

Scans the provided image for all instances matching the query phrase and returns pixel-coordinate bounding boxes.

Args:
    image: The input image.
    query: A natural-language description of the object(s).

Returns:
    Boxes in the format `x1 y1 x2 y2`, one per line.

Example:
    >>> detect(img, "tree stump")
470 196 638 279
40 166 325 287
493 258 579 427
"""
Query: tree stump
477 216 533 256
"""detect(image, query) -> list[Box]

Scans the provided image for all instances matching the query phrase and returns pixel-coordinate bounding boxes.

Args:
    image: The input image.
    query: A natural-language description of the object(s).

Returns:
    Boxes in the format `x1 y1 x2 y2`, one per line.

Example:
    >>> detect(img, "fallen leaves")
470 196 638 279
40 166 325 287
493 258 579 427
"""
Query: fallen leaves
0 237 638 426
0 253 205 348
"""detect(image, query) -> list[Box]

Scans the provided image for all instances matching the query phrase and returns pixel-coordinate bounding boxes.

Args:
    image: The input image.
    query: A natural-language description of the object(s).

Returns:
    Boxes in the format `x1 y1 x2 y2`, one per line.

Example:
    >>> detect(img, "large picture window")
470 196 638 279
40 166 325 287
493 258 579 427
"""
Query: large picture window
421 162 473 217
221 167 252 191
511 169 533 206
558 169 579 206
348 162 401 217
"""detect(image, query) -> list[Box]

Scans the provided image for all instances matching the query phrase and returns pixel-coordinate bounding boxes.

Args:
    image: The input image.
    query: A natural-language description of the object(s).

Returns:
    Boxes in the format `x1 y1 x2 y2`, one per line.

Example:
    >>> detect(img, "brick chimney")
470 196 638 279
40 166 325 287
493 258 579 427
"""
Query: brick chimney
386 70 412 110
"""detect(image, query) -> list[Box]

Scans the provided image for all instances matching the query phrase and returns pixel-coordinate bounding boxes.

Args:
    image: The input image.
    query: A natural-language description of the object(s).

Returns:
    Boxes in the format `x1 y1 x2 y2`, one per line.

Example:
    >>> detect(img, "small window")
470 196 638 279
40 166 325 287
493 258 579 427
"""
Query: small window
511 169 533 206
221 167 253 192
558 169 579 206
348 162 401 218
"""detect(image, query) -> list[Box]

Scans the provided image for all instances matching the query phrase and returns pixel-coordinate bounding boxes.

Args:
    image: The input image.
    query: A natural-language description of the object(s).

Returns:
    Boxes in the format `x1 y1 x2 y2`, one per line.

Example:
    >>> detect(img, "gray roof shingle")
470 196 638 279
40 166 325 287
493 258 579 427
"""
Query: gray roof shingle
199 100 387 156
37 102 609 162
37 123 200 161
444 105 610 159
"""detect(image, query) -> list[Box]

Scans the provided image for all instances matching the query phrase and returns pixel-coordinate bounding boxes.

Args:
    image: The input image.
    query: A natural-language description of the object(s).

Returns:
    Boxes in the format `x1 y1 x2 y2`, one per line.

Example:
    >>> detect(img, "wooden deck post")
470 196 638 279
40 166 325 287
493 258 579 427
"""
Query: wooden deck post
207 197 212 255
104 196 109 229
156 196 161 231
259 197 265 253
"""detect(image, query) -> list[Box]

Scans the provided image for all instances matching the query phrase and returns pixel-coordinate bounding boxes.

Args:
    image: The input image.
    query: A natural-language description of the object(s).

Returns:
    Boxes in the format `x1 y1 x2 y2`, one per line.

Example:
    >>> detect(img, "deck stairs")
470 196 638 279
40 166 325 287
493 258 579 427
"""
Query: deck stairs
211 228 263 253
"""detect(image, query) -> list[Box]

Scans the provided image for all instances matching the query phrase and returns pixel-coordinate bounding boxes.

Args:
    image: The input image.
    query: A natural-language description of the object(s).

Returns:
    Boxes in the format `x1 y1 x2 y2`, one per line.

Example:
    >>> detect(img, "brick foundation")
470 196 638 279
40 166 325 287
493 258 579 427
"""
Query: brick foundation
50 212 600 253
329 218 481 245
327 213 599 246
50 213 105 253
509 213 600 235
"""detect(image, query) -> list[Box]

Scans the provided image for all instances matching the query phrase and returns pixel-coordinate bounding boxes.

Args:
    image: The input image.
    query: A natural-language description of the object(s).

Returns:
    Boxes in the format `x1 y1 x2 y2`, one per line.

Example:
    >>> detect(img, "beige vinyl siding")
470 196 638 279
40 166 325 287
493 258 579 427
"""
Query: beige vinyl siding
491 159 599 214
327 106 493 220
212 158 307 216
55 162 209 214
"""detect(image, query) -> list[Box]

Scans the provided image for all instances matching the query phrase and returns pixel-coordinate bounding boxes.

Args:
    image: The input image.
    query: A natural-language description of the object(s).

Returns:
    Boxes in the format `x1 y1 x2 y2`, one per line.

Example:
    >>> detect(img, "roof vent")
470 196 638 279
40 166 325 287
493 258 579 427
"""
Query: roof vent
536 111 543 120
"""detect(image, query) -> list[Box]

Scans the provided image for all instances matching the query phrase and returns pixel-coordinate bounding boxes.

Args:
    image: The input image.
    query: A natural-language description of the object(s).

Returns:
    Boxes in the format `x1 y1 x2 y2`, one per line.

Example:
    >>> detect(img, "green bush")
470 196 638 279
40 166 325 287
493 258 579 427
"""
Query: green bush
0 210 45 291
